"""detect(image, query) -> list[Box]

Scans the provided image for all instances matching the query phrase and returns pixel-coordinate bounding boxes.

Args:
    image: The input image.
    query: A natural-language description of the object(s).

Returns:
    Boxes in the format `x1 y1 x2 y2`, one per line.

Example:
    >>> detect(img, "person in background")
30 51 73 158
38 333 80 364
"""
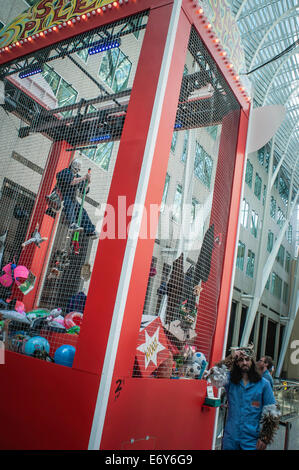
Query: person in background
257 356 274 389
205 345 280 450
56 159 98 238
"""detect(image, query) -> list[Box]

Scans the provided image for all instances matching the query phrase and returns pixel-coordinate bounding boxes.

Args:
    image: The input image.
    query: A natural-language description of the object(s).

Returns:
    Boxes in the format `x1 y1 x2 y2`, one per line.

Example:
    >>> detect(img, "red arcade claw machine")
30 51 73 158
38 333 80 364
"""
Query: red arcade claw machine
0 0 249 450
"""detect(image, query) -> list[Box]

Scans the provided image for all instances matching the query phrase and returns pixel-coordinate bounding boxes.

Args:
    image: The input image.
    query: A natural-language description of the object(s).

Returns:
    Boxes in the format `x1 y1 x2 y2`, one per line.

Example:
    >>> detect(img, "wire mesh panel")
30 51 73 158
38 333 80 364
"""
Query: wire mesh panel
0 11 148 365
133 27 240 380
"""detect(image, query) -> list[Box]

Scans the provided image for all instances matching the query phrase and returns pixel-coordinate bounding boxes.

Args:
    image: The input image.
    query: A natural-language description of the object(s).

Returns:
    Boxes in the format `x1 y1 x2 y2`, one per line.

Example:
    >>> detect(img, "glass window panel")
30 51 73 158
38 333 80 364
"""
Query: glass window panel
99 48 119 89
258 148 264 166
42 64 60 95
262 184 266 206
112 50 132 93
250 210 258 238
194 143 213 188
171 131 177 153
246 250 255 278
283 282 289 304
240 199 249 228
276 244 285 266
191 197 199 223
270 196 276 219
206 125 218 140
287 223 292 244
93 142 114 171
160 173 170 212
56 78 78 117
80 147 96 161
236 241 246 270
267 230 274 252
76 48 89 63
183 65 189 76
245 159 253 187
254 173 262 199
270 272 282 299
172 184 182 222
264 144 270 172
285 251 291 273
181 130 189 162
130 16 143 39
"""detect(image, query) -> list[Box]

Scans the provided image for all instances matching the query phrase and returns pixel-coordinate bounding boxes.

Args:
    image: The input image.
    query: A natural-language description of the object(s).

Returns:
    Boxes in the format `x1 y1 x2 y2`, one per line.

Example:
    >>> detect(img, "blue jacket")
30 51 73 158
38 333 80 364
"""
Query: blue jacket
263 369 274 389
223 375 276 450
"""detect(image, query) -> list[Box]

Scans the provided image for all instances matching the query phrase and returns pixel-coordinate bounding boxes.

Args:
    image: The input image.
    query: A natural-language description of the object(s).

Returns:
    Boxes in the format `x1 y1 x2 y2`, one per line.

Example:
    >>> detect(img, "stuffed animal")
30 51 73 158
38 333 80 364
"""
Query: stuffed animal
185 351 208 379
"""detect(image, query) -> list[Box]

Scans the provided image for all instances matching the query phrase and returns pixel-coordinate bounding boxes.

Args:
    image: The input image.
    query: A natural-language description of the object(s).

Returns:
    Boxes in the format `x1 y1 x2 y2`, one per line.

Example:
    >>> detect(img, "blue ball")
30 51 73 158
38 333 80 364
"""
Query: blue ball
24 336 50 356
54 345 76 367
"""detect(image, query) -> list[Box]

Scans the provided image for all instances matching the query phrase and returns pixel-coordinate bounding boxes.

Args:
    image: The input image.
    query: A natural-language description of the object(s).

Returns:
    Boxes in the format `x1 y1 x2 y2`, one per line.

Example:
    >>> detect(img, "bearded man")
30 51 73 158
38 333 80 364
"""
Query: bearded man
206 345 280 450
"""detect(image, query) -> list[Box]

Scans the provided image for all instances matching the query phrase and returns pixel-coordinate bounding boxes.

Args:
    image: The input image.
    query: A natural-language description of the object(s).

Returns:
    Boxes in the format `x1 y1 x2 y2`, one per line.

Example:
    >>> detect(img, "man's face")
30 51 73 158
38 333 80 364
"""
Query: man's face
237 355 252 372
71 161 81 174
257 357 266 371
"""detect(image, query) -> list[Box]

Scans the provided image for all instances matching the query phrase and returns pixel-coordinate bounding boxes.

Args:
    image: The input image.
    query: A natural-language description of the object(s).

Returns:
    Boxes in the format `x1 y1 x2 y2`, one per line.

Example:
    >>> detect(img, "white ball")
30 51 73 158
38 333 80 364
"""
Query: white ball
187 362 202 377
193 351 206 366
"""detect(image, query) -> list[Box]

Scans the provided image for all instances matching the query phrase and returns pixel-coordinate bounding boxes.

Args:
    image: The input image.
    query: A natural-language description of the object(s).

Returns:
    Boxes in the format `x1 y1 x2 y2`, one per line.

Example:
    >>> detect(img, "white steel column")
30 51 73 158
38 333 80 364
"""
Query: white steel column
241 149 299 346
276 251 299 377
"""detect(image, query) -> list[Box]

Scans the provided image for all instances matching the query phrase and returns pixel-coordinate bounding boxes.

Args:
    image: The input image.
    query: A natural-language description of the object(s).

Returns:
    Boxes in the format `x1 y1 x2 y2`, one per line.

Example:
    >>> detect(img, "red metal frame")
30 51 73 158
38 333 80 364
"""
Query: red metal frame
0 0 250 450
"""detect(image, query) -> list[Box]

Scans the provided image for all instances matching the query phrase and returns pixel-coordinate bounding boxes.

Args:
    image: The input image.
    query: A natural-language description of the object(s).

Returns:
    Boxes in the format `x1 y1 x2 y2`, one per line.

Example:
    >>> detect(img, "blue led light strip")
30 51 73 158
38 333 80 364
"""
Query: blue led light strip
19 66 43 79
90 134 111 142
88 40 120 55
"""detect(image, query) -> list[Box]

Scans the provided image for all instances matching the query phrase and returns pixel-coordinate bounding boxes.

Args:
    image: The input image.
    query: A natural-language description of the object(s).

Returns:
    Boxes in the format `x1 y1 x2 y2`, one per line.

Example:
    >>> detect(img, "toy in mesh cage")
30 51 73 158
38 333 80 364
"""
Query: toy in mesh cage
0 260 36 299
173 344 208 379
48 249 71 279
21 223 48 249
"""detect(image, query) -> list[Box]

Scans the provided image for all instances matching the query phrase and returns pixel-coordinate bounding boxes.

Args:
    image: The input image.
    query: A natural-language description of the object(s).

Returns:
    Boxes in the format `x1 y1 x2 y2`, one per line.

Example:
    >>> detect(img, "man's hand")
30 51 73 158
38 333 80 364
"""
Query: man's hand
193 284 203 297
256 439 267 450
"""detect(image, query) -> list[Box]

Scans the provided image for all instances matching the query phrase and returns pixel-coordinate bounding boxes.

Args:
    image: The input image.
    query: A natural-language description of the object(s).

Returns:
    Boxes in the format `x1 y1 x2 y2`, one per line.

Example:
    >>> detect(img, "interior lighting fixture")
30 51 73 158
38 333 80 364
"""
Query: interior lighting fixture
174 122 182 129
88 38 121 55
19 65 43 79
90 134 111 142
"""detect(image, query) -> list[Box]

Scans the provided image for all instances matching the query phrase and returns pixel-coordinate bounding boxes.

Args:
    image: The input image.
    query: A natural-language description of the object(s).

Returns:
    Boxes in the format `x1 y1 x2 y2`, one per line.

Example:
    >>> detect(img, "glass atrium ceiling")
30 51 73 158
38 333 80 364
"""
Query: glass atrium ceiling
228 0 299 192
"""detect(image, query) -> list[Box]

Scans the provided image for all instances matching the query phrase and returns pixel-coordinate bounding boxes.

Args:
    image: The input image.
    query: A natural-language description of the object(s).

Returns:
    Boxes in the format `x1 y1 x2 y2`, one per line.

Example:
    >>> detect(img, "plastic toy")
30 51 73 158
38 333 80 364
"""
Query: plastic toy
64 312 83 329
54 344 76 367
0 309 31 324
26 308 50 322
185 361 202 378
15 301 26 315
185 351 208 379
17 271 36 295
24 336 50 356
46 308 63 322
7 332 31 354
0 262 29 288
21 223 48 249
66 325 80 335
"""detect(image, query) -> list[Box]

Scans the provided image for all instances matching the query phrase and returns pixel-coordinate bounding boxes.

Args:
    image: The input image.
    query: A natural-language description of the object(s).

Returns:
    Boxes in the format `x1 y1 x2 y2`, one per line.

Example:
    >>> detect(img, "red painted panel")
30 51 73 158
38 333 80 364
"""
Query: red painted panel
0 351 99 450
101 378 215 450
